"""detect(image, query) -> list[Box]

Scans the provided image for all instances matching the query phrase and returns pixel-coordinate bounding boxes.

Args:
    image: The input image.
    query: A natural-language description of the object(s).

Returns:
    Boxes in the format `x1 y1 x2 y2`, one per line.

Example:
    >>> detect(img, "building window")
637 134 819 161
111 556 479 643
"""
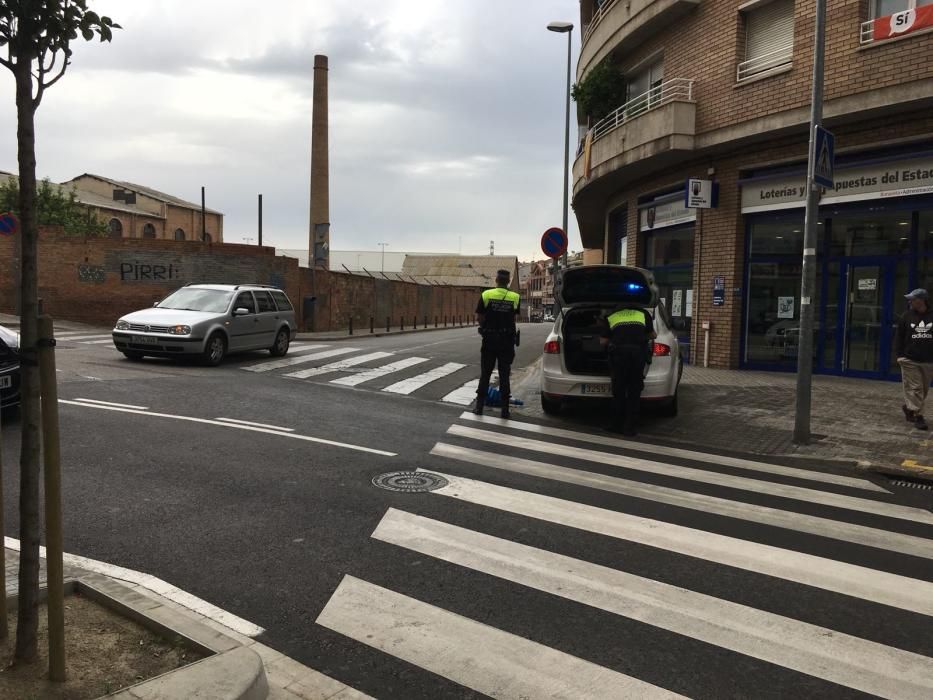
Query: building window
874 0 933 19
108 218 123 239
626 58 664 117
174 228 186 241
142 223 156 238
203 232 212 243
739 0 795 82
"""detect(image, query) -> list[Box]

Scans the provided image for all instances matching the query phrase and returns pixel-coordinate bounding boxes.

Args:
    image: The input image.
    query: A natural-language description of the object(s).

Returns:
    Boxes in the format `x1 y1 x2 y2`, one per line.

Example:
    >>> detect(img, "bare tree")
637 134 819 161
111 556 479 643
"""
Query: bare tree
0 0 118 663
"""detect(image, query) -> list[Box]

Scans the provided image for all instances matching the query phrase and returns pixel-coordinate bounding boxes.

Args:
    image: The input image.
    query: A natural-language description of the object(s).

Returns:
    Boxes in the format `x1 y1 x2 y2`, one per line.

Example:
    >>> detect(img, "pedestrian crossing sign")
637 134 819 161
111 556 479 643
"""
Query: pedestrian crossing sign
814 126 835 189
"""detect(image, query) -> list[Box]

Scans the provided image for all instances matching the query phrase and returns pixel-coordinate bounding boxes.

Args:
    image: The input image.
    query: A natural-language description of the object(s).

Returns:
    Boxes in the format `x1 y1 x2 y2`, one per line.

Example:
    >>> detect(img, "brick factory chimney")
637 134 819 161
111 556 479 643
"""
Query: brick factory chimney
309 54 330 269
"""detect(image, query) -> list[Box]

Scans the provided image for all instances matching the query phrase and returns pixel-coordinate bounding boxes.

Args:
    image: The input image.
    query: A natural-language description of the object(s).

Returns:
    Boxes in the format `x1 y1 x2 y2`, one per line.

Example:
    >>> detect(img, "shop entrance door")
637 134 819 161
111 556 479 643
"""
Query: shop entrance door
839 261 895 377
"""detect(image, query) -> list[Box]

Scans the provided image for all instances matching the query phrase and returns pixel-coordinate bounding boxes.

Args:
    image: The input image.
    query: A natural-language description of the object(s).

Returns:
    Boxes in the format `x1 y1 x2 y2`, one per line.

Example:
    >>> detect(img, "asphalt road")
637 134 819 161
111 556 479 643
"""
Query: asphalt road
2 321 932 699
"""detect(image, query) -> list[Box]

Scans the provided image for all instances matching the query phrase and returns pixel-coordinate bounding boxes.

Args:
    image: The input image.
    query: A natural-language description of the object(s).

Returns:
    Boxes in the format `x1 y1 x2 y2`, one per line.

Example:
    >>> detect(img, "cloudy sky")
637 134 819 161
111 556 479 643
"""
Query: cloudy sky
0 0 582 261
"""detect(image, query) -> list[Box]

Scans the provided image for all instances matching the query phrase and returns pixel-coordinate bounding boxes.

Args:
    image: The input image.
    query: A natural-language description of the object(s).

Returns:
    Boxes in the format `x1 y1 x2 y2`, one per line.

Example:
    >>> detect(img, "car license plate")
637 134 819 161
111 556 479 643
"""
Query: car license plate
131 335 159 345
0 376 11 389
582 384 611 395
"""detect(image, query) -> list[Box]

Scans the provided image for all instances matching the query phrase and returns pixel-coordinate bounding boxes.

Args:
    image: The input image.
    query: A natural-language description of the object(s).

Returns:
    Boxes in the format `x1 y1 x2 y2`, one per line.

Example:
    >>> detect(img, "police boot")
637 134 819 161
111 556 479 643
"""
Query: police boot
500 397 510 420
473 397 485 415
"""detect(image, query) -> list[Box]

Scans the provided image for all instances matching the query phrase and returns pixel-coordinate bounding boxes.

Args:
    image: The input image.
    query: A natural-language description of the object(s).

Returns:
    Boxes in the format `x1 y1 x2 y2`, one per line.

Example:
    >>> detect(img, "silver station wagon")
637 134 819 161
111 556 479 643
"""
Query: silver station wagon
112 284 297 366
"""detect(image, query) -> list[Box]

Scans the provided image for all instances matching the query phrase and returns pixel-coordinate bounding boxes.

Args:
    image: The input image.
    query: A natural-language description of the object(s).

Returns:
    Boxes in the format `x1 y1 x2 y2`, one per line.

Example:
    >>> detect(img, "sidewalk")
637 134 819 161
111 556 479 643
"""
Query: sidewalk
3 545 370 699
517 363 933 482
296 320 479 342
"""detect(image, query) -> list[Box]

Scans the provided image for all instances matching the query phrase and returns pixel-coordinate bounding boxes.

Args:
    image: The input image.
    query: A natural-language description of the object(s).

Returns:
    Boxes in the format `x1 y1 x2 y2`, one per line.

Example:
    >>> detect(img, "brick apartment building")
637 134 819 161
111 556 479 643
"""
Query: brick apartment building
573 0 933 378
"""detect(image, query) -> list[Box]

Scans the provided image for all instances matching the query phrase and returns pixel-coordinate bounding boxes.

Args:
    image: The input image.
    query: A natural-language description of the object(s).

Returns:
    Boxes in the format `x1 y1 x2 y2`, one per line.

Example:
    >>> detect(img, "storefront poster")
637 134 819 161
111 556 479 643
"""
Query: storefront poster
713 276 726 306
672 289 683 316
686 290 694 317
778 296 795 319
639 194 696 232
858 278 878 291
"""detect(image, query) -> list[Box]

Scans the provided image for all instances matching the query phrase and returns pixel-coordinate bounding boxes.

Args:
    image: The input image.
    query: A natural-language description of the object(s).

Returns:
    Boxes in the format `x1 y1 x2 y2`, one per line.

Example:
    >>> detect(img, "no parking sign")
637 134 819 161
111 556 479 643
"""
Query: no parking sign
0 212 19 236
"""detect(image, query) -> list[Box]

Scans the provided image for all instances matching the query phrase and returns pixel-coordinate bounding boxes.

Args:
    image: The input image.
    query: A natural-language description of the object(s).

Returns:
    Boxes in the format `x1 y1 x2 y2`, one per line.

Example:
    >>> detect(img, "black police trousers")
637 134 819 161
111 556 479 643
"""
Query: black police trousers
608 343 648 432
478 335 516 403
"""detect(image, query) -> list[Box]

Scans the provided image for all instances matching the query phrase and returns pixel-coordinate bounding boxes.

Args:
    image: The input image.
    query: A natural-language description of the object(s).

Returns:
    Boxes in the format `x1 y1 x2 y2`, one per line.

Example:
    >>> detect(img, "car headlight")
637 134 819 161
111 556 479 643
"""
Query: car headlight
115 320 130 331
168 325 191 335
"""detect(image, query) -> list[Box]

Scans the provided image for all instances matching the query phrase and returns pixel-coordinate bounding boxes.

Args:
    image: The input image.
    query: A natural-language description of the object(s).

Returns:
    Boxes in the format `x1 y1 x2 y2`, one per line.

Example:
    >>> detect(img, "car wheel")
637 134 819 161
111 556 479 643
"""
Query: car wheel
541 393 562 415
659 391 679 417
203 333 227 367
270 328 290 357
123 352 145 361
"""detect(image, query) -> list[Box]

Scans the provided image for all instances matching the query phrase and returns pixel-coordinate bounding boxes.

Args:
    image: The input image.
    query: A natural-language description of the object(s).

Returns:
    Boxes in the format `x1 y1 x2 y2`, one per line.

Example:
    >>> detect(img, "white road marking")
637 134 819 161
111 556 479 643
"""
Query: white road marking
284 351 394 379
316 575 684 700
442 371 498 405
446 424 933 525
242 347 358 373
54 331 105 338
422 471 933 616
59 333 113 341
382 362 467 395
4 536 264 637
84 339 116 344
430 443 933 559
215 417 294 432
330 356 430 387
73 398 149 410
459 413 888 493
374 509 933 700
58 400 396 456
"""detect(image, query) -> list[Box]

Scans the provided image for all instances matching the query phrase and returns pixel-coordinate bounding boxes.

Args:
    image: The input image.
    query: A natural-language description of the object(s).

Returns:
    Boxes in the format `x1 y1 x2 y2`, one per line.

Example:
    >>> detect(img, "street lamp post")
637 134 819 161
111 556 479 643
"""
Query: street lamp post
378 243 388 273
548 20 574 273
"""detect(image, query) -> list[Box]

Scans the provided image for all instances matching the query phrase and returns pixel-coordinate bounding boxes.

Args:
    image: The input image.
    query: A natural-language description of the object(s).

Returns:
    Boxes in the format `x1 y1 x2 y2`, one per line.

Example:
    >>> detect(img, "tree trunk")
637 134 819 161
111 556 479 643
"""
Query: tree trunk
13 55 41 664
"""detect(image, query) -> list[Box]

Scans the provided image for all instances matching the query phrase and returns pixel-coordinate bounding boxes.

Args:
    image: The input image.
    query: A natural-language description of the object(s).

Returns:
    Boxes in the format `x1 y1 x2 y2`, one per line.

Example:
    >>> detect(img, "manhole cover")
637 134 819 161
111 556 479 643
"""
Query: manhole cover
372 471 449 493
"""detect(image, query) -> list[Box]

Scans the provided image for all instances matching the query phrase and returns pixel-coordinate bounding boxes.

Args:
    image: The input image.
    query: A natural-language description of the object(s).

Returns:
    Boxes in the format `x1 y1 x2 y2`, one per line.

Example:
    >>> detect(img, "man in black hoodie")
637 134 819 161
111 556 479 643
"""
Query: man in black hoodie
895 288 933 430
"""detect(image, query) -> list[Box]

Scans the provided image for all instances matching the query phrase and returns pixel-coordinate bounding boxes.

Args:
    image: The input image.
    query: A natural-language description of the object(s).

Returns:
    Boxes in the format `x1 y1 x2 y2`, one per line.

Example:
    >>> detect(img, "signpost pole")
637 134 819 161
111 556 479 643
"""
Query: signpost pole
794 0 828 444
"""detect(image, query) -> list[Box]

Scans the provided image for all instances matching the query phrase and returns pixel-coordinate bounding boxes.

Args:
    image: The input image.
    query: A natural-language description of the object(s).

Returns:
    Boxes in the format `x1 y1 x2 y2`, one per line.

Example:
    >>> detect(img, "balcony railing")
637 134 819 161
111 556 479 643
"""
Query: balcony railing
736 44 793 82
590 78 694 141
860 19 875 44
583 0 621 42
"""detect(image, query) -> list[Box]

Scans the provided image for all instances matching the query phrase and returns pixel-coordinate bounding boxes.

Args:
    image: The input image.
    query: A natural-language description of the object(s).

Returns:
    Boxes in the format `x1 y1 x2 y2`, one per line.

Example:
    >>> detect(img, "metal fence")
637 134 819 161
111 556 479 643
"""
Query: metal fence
736 44 794 82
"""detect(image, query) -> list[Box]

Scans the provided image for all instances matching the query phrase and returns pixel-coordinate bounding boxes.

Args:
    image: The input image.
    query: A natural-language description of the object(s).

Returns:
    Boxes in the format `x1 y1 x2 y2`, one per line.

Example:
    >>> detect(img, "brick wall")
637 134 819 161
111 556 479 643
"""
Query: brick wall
0 229 482 333
0 229 298 326
298 268 482 333
591 0 933 136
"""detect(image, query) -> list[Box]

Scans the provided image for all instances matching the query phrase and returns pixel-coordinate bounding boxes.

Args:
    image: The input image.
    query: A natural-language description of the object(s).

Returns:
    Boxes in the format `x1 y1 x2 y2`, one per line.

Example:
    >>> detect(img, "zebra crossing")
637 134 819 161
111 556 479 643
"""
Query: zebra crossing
315 413 933 698
54 329 116 345
241 345 485 406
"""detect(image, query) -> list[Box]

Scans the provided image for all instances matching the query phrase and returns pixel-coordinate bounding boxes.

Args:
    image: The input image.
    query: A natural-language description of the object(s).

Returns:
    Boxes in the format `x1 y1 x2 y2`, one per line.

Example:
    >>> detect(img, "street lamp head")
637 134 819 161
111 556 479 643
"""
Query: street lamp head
547 21 574 33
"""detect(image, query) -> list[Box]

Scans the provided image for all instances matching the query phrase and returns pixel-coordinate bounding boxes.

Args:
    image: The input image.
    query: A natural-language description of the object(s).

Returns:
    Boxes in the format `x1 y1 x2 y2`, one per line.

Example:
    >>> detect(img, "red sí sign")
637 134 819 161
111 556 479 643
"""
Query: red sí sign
874 6 933 41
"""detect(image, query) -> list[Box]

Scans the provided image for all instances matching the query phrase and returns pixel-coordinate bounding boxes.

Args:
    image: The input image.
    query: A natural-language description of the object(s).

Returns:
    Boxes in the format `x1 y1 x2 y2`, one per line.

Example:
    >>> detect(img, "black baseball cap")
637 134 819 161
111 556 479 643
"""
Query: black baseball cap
905 288 929 301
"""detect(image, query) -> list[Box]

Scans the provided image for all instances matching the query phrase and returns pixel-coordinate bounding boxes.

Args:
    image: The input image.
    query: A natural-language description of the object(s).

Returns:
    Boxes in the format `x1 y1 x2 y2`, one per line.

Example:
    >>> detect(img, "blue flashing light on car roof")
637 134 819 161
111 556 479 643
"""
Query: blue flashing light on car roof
626 282 644 291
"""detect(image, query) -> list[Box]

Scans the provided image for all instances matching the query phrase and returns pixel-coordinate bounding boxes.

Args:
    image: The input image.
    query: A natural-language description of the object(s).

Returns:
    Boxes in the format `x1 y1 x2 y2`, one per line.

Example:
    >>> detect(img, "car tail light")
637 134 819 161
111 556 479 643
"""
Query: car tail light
652 342 671 357
544 340 561 354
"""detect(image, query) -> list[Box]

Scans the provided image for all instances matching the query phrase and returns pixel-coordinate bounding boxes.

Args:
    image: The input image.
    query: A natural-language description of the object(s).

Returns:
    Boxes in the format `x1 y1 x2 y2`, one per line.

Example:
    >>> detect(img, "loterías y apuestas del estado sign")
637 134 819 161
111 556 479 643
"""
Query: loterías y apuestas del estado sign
741 156 933 214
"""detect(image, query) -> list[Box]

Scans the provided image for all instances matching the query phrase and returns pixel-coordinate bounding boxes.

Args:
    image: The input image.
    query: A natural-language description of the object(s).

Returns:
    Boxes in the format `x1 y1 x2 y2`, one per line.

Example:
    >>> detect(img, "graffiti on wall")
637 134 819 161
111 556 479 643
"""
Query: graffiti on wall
77 264 105 283
119 261 182 281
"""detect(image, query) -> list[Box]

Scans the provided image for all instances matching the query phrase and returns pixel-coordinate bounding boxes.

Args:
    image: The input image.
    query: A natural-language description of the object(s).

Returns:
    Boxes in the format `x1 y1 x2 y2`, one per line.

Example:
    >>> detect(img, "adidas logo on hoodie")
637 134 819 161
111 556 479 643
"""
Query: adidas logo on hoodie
911 320 933 340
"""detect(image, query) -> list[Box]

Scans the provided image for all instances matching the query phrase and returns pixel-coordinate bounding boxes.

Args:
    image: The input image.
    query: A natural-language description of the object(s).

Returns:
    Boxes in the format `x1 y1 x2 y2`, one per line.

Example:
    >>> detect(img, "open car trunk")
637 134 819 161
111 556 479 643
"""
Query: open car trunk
563 306 612 376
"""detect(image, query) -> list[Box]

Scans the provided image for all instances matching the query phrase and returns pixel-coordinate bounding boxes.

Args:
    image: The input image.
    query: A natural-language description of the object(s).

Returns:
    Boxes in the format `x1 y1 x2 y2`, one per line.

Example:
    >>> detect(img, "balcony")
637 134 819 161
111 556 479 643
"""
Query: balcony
579 0 701 82
736 44 793 82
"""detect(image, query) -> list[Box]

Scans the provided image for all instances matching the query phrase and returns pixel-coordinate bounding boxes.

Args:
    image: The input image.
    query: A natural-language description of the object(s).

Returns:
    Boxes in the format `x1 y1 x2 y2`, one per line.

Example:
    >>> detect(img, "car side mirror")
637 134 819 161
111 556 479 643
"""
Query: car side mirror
672 318 687 332
234 307 251 317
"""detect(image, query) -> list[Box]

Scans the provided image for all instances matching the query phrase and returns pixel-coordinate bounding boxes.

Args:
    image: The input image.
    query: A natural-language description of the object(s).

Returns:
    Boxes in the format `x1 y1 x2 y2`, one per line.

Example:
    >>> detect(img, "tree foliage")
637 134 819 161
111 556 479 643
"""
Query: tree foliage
0 1 119 107
571 60 627 123
0 177 107 235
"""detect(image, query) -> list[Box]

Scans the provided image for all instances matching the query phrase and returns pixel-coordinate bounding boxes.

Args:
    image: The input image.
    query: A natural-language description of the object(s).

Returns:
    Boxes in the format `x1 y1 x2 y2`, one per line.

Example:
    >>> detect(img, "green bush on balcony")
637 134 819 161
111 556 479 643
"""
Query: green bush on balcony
572 61 627 123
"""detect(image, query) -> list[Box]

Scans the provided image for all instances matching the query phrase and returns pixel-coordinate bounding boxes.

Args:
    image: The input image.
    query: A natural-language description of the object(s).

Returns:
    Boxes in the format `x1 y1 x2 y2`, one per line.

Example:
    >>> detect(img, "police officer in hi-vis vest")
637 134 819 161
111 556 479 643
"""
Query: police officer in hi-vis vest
600 305 656 435
474 269 521 418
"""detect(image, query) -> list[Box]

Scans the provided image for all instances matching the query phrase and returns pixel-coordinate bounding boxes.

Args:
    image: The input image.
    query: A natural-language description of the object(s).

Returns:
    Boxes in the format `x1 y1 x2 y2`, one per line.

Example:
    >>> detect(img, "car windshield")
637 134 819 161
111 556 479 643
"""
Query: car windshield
157 289 234 313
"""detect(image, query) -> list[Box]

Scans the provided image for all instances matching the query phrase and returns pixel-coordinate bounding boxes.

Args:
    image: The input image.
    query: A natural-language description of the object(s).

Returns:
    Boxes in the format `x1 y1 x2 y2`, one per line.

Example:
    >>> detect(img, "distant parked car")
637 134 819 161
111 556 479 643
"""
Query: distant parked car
540 265 683 416
0 324 21 411
112 284 297 366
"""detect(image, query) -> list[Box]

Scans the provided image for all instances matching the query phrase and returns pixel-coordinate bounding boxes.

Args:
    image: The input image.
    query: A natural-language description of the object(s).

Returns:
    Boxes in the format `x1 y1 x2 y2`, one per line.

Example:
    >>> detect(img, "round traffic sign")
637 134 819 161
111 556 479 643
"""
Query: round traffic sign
541 227 568 259
0 212 18 236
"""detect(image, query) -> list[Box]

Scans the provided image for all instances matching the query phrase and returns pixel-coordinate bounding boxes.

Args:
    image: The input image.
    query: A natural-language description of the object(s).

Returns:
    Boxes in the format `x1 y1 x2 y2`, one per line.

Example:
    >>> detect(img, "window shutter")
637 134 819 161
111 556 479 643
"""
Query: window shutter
746 0 795 62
